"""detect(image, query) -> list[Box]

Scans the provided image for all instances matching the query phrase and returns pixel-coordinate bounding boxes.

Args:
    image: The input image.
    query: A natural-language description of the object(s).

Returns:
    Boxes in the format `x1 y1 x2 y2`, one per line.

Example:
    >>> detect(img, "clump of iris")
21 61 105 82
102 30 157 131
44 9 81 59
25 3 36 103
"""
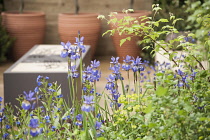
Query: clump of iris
106 56 123 109
28 118 42 137
21 91 36 110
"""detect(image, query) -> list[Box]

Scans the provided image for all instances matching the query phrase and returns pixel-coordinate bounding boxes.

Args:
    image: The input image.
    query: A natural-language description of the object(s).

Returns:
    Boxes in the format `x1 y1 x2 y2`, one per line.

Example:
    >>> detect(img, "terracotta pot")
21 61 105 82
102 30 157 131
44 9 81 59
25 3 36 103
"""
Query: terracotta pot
109 10 151 61
1 11 46 61
58 13 101 59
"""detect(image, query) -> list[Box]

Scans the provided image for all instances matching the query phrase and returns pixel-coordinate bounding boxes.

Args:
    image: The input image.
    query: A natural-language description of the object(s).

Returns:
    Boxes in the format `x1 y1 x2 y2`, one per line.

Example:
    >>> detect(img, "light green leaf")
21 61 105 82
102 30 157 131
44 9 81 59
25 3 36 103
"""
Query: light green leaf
127 36 131 41
199 117 208 121
156 86 168 96
120 39 126 46
159 19 169 23
184 104 192 112
148 123 157 128
97 137 106 140
144 103 155 114
207 40 210 46
154 22 159 27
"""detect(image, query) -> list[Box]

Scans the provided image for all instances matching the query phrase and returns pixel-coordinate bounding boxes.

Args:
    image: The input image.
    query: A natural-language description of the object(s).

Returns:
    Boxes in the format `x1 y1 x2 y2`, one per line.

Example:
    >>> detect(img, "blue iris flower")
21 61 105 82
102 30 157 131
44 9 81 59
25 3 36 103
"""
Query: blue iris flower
82 66 92 81
56 94 63 98
75 36 86 53
110 102 121 108
96 92 102 96
105 76 115 90
45 116 50 120
61 41 83 59
91 60 100 69
95 121 102 130
123 55 132 63
75 114 83 126
16 121 21 125
131 57 143 72
110 91 121 108
22 90 36 110
122 63 131 71
29 118 39 128
3 133 9 139
177 69 184 76
96 113 101 118
110 64 123 80
89 88 95 94
122 55 132 71
48 83 52 87
110 64 121 75
90 69 101 82
81 95 94 112
75 36 84 44
23 91 36 101
28 118 42 137
110 56 120 65
112 93 120 101
5 125 11 129
34 87 39 93
191 71 197 77
0 97 2 102
60 41 71 58
95 121 104 137
22 100 31 110
51 126 56 131
69 65 79 78
71 52 80 60
36 75 44 86
30 128 42 137
82 87 87 92
82 66 101 82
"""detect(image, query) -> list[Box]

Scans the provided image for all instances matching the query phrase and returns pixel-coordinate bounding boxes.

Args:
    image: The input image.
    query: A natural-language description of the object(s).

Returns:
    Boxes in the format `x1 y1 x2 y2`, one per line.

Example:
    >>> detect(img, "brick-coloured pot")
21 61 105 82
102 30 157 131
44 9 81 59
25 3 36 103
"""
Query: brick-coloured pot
58 13 101 59
1 12 46 61
109 10 151 61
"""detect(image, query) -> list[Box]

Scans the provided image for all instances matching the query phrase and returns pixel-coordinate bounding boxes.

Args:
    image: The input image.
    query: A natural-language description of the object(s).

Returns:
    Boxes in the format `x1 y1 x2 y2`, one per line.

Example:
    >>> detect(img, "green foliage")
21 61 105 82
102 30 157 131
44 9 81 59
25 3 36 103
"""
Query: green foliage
186 0 210 35
186 0 210 69
153 0 189 32
1 4 210 140
0 0 5 12
98 5 210 139
0 17 14 62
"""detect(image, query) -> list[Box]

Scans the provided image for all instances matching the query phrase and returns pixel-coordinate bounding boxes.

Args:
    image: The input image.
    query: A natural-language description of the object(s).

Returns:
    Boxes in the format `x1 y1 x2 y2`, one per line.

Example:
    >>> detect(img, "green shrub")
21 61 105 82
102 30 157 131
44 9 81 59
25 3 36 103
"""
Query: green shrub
0 17 14 62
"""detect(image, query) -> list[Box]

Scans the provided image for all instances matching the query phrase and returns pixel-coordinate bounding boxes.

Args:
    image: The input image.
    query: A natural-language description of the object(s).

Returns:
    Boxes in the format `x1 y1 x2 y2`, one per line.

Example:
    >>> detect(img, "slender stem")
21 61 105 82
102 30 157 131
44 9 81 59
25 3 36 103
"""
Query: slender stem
94 82 97 116
192 55 206 70
68 58 73 107
148 36 179 67
71 78 75 106
128 71 130 94
0 115 3 138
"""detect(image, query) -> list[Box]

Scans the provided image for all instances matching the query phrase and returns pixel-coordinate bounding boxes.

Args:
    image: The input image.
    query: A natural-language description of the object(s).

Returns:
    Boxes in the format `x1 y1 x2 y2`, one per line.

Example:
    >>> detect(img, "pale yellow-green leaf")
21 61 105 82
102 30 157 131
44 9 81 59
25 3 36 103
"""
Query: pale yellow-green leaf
156 86 168 96
159 19 169 23
120 39 126 46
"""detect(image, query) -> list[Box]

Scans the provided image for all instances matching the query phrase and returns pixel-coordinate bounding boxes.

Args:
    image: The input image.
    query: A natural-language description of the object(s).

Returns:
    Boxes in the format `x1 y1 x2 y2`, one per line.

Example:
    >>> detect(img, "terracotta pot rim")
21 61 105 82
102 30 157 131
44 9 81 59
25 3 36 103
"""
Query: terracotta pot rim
1 11 45 16
59 13 99 17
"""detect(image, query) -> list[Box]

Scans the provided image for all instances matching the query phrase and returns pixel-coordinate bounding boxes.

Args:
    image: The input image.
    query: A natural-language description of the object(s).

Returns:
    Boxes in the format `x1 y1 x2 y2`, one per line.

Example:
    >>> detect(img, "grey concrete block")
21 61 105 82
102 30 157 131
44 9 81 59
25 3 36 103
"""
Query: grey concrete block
4 44 91 106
